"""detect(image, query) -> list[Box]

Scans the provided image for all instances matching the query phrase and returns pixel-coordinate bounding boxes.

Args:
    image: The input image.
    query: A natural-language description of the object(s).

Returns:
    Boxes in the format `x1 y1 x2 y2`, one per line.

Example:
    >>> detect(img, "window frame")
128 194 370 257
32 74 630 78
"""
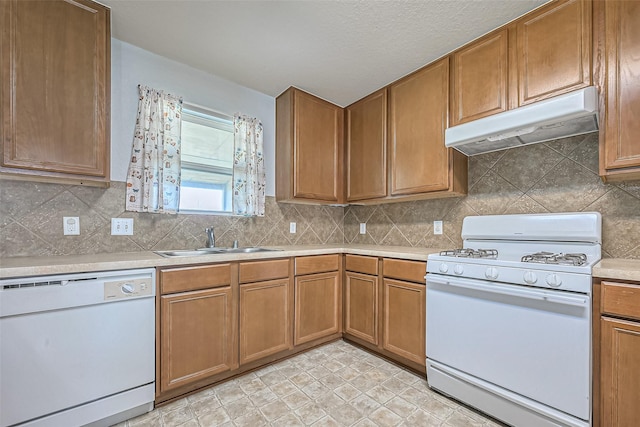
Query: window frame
178 102 235 215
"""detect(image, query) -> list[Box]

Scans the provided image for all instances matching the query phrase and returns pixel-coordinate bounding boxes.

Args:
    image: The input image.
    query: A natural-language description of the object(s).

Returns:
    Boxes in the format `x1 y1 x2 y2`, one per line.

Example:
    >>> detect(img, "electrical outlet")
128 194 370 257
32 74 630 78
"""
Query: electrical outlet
289 222 297 234
111 218 134 235
63 217 80 235
434 220 443 235
359 223 366 234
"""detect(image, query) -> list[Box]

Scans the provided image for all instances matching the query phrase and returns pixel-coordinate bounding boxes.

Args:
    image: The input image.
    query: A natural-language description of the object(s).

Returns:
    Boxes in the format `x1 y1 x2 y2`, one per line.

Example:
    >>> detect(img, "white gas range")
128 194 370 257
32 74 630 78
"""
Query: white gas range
426 212 601 427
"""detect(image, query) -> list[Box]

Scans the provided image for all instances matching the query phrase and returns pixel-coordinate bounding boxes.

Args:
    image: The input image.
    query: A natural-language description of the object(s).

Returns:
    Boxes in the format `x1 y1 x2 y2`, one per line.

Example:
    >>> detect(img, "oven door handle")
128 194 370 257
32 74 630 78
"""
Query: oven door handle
426 274 588 307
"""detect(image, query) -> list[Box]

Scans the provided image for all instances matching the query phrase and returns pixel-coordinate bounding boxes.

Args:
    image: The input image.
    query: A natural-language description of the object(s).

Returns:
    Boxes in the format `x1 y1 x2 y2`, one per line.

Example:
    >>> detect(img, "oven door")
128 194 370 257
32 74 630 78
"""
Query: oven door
426 273 590 423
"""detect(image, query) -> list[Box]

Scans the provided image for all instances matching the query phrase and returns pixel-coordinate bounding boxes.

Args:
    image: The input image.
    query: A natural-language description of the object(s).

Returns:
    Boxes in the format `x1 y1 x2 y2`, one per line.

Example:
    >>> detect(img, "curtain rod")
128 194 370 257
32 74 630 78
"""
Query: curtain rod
182 100 234 121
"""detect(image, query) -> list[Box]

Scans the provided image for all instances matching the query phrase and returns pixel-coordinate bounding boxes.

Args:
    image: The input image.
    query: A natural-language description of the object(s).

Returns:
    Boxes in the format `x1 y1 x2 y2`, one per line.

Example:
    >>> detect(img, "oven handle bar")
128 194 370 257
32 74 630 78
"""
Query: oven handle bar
426 274 588 307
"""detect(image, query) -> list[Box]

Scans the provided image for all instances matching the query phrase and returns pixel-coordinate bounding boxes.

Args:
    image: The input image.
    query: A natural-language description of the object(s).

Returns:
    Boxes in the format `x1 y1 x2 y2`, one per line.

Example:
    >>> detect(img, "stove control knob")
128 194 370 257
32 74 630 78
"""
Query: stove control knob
454 265 464 275
439 263 449 274
485 267 499 280
523 271 538 284
546 274 562 288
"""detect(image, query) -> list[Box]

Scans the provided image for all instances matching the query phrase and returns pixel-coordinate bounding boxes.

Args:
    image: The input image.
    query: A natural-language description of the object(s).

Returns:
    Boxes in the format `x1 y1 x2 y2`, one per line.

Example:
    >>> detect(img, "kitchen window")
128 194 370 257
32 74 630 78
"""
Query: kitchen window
179 104 234 213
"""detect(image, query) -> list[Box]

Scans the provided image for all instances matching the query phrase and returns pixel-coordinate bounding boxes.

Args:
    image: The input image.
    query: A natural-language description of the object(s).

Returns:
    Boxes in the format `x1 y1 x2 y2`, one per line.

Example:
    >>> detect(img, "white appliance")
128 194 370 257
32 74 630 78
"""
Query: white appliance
0 268 156 427
445 86 599 156
426 212 601 427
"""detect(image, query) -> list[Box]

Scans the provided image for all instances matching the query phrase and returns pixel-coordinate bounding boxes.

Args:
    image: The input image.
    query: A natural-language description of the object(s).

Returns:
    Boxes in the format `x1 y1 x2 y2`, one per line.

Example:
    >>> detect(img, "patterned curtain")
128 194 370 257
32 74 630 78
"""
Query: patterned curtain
126 85 183 214
233 114 265 216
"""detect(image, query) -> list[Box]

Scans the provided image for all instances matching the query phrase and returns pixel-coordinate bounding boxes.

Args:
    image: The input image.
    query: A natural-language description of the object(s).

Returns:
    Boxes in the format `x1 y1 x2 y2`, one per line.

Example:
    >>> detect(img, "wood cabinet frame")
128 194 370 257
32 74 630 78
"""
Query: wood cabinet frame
0 0 110 187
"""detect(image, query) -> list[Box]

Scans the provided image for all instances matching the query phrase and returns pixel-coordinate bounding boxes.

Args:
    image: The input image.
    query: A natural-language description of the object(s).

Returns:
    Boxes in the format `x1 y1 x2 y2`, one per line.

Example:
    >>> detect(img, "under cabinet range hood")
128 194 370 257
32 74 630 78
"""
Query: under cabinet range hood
445 86 599 156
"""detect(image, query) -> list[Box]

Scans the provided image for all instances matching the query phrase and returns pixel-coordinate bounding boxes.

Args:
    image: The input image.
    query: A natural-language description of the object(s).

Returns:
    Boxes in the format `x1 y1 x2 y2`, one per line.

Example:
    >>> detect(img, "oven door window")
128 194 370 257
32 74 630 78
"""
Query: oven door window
426 274 590 420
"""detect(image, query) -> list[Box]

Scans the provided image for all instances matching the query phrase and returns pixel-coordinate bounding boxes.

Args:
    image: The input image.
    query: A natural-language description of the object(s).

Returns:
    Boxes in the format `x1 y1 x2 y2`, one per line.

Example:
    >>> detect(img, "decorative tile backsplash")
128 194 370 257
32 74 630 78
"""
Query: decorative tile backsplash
345 133 640 259
1 133 639 259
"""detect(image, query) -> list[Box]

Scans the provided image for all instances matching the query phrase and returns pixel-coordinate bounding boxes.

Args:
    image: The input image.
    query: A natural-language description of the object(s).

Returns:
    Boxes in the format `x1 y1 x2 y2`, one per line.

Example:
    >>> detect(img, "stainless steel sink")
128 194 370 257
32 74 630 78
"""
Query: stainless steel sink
155 247 281 257
154 250 215 257
223 247 281 253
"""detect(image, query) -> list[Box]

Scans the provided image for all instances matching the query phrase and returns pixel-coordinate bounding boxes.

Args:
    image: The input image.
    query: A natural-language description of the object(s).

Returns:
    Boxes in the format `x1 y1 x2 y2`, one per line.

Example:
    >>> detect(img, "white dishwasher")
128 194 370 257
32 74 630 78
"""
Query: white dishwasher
0 268 156 427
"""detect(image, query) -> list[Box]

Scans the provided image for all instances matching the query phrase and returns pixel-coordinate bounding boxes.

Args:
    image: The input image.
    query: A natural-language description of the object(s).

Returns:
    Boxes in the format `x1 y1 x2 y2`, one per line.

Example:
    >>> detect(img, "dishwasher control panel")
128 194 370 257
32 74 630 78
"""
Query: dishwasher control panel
104 278 153 300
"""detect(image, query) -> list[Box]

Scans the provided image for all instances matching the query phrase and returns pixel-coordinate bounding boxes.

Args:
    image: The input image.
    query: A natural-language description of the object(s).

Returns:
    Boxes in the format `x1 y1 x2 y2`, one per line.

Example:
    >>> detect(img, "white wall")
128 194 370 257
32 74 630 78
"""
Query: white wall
110 39 276 196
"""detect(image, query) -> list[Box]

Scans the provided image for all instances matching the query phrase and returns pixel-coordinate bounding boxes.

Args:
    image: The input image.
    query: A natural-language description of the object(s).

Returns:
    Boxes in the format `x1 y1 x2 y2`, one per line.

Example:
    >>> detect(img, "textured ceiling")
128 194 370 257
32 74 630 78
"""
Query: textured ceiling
102 0 548 107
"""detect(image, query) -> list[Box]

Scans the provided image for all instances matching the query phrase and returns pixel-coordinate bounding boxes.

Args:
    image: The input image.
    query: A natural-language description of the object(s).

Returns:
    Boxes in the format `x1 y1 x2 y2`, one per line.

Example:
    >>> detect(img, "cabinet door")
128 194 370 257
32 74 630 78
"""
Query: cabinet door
451 29 509 126
275 87 344 203
294 271 341 345
239 279 292 365
598 0 640 179
160 287 236 392
0 0 109 182
601 317 640 426
382 278 425 366
517 0 591 106
346 89 387 201
388 58 450 196
344 271 378 345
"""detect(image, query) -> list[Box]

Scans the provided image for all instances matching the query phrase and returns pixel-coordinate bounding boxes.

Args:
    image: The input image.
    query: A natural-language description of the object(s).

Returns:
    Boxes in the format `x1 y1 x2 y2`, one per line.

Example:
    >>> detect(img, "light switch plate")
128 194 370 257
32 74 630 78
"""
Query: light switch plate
63 217 80 235
289 222 296 234
359 223 366 234
434 220 443 235
111 218 134 235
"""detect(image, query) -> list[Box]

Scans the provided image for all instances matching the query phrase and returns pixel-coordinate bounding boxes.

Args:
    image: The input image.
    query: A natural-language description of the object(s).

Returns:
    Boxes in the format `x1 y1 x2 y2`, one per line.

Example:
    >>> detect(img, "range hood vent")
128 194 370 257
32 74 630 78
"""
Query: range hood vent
445 86 599 156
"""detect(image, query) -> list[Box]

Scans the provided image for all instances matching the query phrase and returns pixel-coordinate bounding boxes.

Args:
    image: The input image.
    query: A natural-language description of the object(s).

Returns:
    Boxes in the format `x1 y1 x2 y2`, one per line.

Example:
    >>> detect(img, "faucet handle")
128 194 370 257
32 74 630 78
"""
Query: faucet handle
233 240 239 249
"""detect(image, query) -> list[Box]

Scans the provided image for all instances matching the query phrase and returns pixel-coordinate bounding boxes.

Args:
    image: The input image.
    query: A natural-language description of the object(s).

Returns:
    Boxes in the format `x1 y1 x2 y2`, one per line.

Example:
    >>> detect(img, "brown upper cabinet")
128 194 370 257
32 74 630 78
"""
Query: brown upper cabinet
276 87 344 204
451 0 592 126
346 89 388 202
595 0 640 181
0 0 110 187
516 0 592 106
451 29 510 126
389 58 467 199
345 60 468 204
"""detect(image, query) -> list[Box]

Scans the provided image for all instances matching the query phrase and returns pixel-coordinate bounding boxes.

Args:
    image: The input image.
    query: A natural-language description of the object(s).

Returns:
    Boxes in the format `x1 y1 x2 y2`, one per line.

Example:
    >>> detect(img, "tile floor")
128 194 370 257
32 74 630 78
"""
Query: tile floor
120 340 501 427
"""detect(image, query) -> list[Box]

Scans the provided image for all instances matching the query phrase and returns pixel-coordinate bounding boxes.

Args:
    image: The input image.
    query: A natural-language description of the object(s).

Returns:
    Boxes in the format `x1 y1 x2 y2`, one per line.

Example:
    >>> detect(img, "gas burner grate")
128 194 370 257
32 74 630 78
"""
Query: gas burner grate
521 252 587 266
439 248 499 259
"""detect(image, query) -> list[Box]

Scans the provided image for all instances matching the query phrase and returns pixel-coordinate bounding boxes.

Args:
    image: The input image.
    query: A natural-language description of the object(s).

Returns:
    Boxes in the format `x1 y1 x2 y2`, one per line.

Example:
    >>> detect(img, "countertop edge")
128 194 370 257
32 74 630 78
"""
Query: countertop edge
592 258 640 283
0 245 441 279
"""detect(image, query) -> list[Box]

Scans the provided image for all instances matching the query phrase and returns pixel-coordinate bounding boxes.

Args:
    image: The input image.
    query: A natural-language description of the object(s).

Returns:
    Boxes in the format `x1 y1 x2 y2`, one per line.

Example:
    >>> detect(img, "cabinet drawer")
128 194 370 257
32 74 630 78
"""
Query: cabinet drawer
295 254 340 275
345 255 378 275
160 264 231 294
239 259 290 284
383 259 426 283
602 281 640 321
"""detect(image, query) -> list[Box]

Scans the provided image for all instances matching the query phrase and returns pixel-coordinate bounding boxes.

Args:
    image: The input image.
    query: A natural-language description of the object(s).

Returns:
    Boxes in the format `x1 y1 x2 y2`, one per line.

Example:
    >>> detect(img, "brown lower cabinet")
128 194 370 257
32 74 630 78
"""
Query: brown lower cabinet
294 271 341 345
596 279 640 426
157 254 428 404
381 278 425 366
343 255 426 372
239 278 292 365
344 271 378 345
158 264 238 398
160 287 236 392
294 255 343 346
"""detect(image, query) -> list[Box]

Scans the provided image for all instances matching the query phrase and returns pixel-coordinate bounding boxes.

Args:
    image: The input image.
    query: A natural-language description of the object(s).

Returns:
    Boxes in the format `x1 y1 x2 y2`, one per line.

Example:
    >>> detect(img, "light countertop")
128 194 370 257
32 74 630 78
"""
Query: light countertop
0 245 442 279
592 258 640 283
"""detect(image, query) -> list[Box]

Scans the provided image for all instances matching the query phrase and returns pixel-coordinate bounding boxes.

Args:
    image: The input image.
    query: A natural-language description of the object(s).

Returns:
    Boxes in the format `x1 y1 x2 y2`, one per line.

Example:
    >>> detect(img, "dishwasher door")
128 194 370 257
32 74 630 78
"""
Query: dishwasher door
0 269 155 427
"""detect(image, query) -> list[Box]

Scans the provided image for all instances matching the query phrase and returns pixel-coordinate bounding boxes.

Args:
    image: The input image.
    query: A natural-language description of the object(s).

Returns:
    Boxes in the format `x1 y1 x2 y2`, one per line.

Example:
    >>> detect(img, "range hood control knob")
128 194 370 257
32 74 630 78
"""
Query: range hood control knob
439 263 449 274
485 267 499 280
523 271 537 284
454 265 464 275
546 274 562 288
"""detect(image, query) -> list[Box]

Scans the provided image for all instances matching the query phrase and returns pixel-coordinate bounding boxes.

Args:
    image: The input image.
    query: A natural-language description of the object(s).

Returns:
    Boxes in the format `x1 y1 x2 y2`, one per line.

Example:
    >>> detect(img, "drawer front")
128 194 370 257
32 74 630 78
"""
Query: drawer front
160 264 231 294
383 258 426 283
602 281 640 321
345 255 378 275
295 254 340 276
239 259 290 284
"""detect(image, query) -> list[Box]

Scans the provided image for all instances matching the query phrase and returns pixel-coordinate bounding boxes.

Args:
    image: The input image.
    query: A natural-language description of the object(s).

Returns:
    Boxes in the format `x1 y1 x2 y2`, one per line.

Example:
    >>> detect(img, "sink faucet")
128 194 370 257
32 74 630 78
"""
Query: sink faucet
205 227 215 248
